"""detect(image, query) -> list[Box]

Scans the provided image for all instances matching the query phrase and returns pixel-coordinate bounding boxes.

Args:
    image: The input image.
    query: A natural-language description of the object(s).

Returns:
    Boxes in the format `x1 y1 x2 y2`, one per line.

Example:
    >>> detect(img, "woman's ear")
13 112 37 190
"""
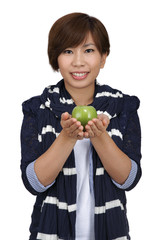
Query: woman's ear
100 53 108 69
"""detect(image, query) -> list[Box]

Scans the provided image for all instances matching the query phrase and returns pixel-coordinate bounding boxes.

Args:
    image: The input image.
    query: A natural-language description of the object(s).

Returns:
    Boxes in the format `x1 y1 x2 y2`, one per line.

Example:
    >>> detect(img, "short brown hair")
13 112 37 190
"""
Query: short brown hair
48 12 110 71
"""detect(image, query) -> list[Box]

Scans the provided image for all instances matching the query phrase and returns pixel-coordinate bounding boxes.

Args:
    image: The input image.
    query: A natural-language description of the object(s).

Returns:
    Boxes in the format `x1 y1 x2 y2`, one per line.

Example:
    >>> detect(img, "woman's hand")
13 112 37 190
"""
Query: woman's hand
60 112 84 140
84 114 110 138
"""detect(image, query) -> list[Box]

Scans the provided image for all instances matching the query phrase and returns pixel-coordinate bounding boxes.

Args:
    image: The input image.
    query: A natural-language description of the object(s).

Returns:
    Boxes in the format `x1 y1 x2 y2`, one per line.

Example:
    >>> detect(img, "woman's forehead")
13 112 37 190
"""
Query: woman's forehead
72 32 96 48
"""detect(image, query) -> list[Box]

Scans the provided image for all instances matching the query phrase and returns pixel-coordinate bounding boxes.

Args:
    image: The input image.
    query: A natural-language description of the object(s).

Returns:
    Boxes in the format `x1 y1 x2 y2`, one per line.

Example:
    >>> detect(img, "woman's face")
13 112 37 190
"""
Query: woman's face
58 32 107 92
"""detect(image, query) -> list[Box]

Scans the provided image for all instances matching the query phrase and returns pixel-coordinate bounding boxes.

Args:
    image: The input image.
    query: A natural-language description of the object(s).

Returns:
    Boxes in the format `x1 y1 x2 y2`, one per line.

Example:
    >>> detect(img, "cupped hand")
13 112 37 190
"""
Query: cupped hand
60 112 84 140
84 114 110 138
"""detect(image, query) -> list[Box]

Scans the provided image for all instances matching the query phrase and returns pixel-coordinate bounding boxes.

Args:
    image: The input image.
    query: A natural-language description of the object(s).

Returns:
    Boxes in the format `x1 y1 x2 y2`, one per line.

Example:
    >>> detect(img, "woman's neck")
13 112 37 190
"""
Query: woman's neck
65 83 95 106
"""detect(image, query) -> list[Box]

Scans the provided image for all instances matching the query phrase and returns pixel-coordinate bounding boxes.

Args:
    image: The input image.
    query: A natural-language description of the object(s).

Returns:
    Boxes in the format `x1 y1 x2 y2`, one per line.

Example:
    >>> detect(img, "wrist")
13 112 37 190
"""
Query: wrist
91 130 109 143
60 129 78 145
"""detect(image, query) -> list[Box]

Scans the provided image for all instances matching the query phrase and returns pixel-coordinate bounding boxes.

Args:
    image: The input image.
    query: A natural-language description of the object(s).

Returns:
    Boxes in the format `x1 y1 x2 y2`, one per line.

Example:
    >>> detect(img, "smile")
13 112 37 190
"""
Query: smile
71 72 89 80
72 72 87 77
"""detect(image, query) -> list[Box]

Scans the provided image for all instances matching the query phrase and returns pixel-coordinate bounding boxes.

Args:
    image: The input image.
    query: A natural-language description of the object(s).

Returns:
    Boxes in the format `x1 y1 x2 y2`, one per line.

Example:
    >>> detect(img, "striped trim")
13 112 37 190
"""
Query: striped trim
37 232 63 240
40 98 51 109
96 167 104 176
41 125 56 135
38 135 42 142
95 199 124 214
113 237 128 240
97 110 117 119
45 98 51 108
60 97 74 104
48 87 60 94
43 196 77 213
95 91 123 98
40 104 45 109
108 129 123 140
38 125 59 142
63 167 77 175
97 110 112 119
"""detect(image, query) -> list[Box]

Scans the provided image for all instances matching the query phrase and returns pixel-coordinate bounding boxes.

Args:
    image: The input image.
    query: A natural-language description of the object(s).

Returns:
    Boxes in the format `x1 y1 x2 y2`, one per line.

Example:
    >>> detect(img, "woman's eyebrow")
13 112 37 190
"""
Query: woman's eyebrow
83 43 96 48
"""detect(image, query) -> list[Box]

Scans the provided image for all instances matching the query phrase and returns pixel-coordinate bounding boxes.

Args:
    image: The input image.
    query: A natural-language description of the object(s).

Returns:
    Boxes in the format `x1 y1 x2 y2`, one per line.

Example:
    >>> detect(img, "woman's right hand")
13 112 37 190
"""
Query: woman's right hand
60 112 84 140
34 112 84 187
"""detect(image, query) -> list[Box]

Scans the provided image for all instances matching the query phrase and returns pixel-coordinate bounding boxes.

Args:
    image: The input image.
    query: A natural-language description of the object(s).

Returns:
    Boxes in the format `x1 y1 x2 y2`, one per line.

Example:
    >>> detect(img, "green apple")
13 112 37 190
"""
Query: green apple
72 106 97 128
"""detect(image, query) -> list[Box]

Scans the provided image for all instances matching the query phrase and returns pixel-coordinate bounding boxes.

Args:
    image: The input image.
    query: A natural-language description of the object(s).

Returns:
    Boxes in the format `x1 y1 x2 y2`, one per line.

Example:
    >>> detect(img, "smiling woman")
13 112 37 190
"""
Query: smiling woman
48 12 110 71
57 32 108 104
20 12 142 240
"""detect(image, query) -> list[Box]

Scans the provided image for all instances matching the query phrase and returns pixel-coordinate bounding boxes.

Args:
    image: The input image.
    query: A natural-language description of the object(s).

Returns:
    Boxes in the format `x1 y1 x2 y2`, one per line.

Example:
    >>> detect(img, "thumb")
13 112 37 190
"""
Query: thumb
61 112 70 121
103 117 110 126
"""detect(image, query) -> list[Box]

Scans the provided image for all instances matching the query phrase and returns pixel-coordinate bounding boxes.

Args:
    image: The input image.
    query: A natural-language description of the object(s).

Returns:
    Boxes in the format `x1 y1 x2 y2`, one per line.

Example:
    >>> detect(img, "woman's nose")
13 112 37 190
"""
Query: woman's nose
72 52 85 67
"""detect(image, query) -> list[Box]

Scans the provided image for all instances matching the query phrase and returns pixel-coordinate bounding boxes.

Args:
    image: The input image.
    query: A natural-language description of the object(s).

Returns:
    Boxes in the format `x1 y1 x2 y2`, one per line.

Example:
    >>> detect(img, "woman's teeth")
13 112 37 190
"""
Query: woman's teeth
72 73 87 77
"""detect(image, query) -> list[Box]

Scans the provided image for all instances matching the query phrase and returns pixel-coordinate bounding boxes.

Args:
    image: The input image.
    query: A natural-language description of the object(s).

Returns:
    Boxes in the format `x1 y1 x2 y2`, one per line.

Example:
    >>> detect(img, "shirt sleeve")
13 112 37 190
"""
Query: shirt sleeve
26 160 55 192
20 97 44 195
112 159 138 189
118 95 142 191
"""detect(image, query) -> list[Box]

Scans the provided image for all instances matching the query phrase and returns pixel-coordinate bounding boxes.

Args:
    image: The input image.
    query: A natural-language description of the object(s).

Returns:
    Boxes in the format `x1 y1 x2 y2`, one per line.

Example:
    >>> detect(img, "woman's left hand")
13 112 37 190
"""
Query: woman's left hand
84 114 110 138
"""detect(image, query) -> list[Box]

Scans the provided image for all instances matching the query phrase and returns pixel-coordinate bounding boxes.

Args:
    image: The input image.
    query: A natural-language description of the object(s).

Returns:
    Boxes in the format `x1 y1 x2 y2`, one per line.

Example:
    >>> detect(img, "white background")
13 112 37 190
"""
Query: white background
0 0 160 239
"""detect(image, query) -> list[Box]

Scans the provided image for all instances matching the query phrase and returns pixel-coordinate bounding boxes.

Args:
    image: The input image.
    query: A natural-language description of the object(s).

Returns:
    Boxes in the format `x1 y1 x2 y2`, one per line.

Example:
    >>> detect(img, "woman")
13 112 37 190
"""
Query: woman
21 12 142 240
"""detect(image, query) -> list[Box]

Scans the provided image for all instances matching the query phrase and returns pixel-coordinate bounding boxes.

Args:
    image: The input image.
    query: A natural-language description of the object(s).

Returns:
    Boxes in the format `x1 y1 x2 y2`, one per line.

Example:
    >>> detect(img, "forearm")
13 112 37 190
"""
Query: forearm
26 161 55 192
91 131 131 184
35 130 77 186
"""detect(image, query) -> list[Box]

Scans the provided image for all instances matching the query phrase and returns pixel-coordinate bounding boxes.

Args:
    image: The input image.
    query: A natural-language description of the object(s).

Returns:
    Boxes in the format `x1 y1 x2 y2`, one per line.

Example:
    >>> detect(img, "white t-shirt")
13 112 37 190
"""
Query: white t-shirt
74 139 95 240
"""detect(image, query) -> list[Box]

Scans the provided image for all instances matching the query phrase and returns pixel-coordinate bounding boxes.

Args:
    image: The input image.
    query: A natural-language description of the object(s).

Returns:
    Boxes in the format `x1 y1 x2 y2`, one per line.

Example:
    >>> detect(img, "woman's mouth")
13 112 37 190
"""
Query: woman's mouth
71 72 89 80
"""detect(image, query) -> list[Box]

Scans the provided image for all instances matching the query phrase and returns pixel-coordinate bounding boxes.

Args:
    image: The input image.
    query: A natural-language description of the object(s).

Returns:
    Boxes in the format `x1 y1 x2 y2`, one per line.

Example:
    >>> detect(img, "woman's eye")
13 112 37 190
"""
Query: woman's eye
85 49 94 53
63 50 73 54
